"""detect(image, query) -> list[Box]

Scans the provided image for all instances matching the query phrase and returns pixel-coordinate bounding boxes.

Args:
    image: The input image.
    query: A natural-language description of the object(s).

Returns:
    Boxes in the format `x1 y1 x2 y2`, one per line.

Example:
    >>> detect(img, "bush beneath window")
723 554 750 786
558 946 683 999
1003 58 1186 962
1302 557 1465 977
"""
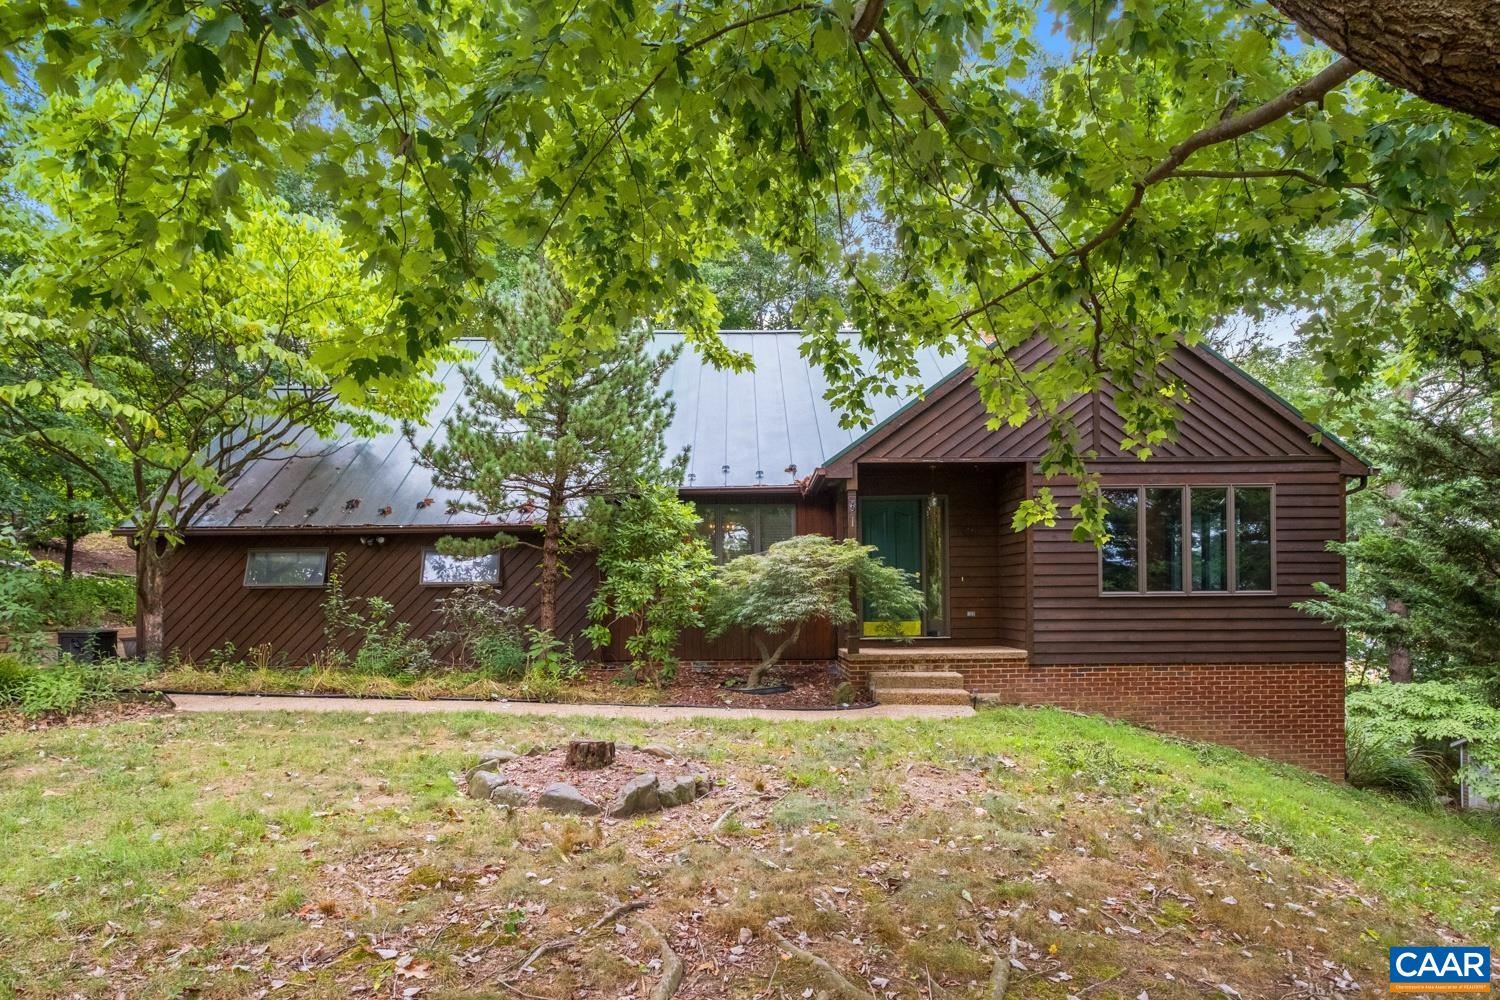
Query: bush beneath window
434 586 528 679
321 555 434 676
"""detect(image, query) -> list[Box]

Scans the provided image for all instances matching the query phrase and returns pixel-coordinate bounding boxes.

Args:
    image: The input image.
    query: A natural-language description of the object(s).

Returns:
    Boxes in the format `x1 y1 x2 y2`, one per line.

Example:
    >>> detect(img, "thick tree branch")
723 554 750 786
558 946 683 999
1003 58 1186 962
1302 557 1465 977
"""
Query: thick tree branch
1267 0 1500 126
955 58 1360 322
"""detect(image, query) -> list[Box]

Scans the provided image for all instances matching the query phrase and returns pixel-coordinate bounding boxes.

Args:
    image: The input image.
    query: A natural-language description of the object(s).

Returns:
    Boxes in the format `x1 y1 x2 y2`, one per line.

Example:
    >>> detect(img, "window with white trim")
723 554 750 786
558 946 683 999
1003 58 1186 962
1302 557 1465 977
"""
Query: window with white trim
243 549 329 588
420 549 501 586
1101 486 1274 594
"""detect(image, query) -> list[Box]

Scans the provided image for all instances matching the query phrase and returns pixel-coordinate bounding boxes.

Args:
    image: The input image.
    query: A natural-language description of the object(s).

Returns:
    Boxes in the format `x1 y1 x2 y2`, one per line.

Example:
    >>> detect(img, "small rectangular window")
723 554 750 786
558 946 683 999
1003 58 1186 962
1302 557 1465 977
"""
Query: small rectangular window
421 549 500 586
1190 487 1229 592
1234 487 1273 591
1101 488 1140 593
695 502 798 563
1144 487 1184 592
244 549 328 588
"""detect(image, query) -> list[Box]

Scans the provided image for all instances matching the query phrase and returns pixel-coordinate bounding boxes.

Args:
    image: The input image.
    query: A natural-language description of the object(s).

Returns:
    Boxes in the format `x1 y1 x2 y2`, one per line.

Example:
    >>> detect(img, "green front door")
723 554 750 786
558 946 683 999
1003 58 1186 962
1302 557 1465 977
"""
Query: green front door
860 498 923 637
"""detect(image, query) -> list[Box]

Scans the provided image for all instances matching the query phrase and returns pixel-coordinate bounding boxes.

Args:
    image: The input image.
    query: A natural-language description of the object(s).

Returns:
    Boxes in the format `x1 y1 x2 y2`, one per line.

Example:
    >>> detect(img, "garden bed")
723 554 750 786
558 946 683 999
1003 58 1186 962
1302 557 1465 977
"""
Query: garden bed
143 659 866 710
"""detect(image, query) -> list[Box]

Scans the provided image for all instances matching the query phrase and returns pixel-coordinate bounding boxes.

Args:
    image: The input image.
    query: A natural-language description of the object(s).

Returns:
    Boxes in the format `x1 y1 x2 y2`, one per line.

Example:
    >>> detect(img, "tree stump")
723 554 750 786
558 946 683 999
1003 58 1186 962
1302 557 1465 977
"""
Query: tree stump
566 739 616 770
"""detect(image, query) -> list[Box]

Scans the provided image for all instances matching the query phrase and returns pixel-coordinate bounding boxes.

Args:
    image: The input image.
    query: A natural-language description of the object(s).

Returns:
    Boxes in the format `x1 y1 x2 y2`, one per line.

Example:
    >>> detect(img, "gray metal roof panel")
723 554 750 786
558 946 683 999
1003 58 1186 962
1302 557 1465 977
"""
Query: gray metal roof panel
187 331 955 530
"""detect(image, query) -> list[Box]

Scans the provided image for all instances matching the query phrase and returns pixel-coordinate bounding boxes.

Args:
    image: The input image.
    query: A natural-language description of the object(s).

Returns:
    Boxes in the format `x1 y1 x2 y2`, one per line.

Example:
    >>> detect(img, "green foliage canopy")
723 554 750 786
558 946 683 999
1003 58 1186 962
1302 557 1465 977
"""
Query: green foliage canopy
1302 396 1500 696
580 483 716 682
4 0 1495 536
1347 682 1500 802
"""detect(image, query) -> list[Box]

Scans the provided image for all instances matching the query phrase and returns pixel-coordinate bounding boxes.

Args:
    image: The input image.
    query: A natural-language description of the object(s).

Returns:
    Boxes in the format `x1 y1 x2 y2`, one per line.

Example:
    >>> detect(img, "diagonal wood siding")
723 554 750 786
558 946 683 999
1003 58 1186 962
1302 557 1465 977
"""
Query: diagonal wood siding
162 533 596 664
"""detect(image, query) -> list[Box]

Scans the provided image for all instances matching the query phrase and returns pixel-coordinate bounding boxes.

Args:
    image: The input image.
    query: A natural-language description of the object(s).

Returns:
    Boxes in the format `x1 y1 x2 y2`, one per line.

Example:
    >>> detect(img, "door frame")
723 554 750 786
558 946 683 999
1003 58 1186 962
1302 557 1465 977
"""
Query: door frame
859 493 951 639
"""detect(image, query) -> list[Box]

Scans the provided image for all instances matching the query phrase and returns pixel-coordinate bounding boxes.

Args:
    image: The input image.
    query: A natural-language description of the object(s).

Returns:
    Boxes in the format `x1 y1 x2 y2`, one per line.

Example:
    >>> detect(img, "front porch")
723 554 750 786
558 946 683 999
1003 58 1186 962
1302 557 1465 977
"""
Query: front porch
829 461 1031 653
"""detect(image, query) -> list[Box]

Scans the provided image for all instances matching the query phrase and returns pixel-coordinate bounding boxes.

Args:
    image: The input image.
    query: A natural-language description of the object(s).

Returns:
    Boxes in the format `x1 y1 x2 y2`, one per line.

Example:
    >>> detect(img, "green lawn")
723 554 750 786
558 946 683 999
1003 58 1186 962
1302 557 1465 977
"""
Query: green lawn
1 705 1496 998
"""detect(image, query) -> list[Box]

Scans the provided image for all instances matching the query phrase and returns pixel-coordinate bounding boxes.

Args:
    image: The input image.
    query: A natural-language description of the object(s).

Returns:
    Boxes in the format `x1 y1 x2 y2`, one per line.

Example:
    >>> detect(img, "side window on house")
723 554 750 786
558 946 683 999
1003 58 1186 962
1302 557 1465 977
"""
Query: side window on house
244 549 328 587
695 503 796 563
1102 486 1274 594
421 549 501 586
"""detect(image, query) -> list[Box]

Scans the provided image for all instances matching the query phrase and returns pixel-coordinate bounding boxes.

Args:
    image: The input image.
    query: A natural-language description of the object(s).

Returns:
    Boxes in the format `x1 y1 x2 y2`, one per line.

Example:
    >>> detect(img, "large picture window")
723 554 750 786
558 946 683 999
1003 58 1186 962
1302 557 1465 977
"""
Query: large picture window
1101 486 1273 595
421 549 501 586
695 503 796 563
244 549 328 588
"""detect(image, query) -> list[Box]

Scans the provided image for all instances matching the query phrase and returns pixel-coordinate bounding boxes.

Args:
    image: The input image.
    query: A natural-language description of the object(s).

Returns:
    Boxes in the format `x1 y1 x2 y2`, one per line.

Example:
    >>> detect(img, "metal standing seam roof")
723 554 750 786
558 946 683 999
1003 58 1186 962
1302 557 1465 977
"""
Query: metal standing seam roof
187 332 959 532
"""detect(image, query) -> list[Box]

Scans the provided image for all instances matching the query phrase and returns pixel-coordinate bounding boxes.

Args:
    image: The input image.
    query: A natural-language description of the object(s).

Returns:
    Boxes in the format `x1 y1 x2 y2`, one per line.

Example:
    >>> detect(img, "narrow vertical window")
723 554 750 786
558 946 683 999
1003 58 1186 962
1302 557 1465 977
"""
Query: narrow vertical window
1144 487 1184 592
717 504 754 561
922 495 948 636
1234 487 1273 591
759 505 796 550
1101 488 1140 592
1190 487 1229 592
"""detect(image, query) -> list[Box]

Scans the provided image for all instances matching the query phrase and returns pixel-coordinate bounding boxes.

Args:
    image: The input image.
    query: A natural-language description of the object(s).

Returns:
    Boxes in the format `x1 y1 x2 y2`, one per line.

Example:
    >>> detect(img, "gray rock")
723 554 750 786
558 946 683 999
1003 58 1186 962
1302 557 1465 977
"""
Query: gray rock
691 771 713 796
637 744 676 760
467 769 510 801
538 782 602 816
477 748 519 768
607 773 662 818
657 773 699 808
490 784 530 809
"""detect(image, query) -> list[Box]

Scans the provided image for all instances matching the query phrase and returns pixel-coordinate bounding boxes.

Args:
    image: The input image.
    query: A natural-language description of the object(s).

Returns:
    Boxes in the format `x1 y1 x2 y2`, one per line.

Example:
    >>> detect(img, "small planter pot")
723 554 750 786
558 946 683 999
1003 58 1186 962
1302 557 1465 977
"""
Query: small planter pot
57 628 120 663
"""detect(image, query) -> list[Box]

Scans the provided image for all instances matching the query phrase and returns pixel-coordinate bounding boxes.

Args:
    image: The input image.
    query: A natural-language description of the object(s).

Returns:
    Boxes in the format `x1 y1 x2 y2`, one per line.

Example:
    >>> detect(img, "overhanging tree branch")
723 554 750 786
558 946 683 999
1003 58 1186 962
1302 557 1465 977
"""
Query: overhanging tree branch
955 57 1360 323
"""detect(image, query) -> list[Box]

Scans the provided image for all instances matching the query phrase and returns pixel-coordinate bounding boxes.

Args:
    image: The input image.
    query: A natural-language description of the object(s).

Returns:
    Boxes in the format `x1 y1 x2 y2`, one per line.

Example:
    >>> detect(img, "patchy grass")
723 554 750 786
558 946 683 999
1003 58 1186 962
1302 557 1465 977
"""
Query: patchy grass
1 706 1497 998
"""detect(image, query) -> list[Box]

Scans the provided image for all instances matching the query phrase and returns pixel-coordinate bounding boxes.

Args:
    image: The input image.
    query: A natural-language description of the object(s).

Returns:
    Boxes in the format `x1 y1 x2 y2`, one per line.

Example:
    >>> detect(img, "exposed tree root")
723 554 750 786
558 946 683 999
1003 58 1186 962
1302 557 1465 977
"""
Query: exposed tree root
764 924 874 999
503 898 651 980
711 801 743 848
635 918 684 1000
990 952 1011 1000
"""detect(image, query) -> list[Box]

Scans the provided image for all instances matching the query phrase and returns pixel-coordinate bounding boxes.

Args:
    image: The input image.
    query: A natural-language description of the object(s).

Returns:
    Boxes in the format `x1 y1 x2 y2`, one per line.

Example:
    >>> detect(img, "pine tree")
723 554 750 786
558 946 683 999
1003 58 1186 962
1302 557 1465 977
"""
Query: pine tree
418 262 683 636
1301 402 1500 699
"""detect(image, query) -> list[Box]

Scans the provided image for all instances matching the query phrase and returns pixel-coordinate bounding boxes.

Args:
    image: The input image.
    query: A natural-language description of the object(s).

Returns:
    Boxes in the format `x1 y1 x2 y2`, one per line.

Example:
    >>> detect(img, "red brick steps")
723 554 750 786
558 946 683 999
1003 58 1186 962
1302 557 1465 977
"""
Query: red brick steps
869 670 972 706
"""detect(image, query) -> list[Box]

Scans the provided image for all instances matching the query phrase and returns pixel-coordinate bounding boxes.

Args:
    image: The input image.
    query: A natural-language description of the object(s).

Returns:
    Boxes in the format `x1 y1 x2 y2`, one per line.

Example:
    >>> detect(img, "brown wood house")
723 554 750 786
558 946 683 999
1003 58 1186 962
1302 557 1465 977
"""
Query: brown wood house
161 332 1370 778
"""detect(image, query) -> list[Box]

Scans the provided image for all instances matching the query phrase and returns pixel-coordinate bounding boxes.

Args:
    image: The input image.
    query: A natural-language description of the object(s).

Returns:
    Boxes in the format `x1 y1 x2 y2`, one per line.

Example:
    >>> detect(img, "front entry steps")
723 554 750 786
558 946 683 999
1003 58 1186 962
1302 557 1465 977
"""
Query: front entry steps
868 670 972 706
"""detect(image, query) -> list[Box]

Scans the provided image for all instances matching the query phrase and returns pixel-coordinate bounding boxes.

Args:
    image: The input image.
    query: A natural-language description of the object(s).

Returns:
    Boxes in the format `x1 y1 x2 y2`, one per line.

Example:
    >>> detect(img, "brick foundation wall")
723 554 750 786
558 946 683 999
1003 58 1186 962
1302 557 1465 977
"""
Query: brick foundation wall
839 652 1346 780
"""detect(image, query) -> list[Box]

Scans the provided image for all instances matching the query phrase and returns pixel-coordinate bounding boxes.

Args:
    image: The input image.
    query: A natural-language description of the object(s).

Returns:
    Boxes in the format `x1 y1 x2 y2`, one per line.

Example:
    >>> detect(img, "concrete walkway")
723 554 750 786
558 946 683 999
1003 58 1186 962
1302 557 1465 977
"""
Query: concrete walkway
166 692 974 722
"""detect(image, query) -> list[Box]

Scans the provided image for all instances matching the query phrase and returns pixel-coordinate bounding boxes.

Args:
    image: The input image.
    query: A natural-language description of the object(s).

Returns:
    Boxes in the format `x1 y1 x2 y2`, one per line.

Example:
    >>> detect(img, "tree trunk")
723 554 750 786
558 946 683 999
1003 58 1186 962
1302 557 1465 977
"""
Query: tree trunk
538 501 561 635
134 537 172 659
1382 476 1413 683
746 626 802 688
1267 0 1500 126
62 481 75 580
566 739 616 769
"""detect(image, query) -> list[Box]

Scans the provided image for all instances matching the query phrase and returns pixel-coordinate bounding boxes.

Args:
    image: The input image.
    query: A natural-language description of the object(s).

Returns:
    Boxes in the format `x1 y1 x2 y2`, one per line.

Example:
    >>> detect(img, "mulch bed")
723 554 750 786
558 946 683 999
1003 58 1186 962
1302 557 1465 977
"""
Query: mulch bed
0 694 171 733
492 745 712 806
605 660 867 709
